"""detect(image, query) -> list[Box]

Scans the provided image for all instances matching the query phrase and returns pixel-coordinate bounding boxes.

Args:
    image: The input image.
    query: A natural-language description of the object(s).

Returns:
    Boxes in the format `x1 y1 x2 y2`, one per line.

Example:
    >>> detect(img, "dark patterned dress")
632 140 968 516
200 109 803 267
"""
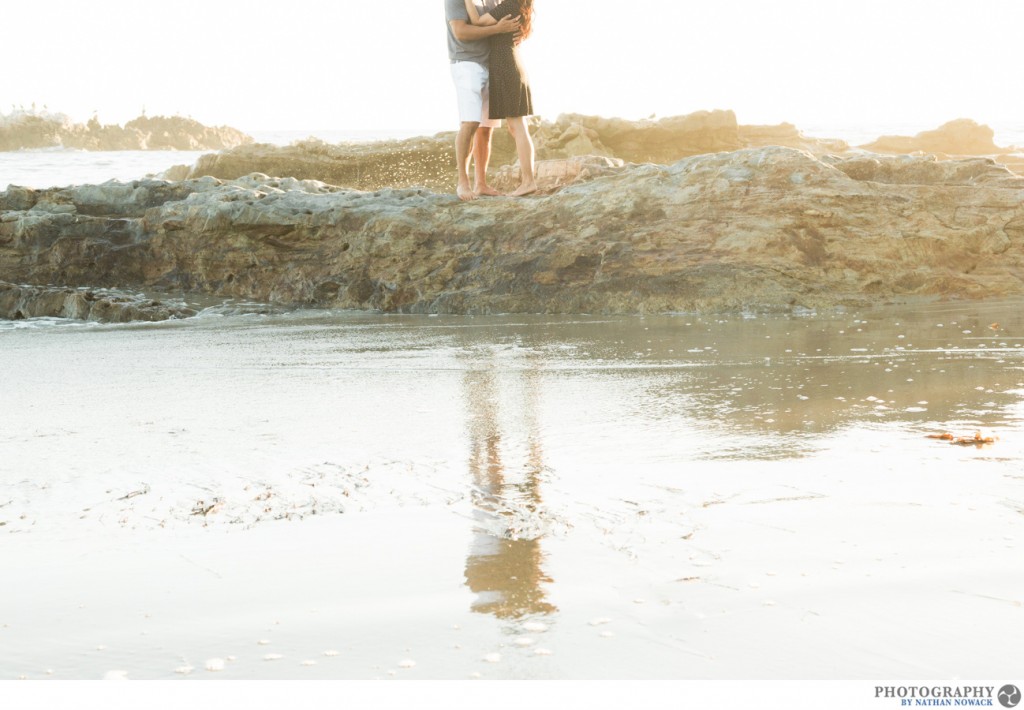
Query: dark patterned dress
487 0 533 119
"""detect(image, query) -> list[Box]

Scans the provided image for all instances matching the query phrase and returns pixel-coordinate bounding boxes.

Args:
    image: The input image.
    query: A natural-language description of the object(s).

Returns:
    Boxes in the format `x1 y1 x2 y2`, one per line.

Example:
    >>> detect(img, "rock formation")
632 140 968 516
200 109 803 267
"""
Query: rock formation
186 134 458 193
539 111 746 163
737 122 850 155
3 148 1023 317
0 111 252 151
861 119 1005 156
180 111 851 192
0 282 197 322
491 155 625 194
859 119 1023 174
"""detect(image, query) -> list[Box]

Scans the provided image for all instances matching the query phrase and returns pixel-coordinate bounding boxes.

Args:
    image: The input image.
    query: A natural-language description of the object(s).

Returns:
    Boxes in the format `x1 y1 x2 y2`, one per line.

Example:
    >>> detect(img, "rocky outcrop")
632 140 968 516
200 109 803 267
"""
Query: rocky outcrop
181 110 850 192
0 281 196 322
738 122 850 154
187 135 459 193
826 153 1024 188
491 155 625 194
859 119 1024 175
0 111 252 151
3 148 1023 316
860 119 1007 156
540 111 744 163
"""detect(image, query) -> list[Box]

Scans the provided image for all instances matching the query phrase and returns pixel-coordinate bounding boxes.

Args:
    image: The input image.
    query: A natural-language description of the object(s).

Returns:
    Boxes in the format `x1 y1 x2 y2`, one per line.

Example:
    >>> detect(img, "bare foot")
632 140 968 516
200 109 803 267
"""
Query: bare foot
457 185 477 202
474 184 502 197
511 182 538 197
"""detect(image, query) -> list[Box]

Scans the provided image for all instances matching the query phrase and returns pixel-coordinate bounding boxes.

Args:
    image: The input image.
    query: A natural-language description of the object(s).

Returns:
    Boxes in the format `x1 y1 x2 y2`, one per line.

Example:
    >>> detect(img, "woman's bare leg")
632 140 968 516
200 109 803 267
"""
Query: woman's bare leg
506 116 537 196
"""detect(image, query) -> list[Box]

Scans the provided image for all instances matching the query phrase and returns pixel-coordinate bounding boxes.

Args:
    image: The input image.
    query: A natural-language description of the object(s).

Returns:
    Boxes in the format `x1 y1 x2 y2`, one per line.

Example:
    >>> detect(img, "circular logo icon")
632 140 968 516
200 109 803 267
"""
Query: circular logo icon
999 685 1021 709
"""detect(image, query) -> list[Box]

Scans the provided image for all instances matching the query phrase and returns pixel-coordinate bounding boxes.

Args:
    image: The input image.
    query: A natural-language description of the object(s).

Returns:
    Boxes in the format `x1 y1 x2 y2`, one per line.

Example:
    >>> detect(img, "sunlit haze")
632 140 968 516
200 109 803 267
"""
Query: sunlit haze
2 0 1021 134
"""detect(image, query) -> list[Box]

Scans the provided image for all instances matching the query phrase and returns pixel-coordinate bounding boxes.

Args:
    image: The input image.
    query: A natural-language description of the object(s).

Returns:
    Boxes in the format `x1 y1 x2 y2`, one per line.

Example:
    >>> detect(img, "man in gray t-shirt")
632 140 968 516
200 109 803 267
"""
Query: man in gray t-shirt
445 0 519 201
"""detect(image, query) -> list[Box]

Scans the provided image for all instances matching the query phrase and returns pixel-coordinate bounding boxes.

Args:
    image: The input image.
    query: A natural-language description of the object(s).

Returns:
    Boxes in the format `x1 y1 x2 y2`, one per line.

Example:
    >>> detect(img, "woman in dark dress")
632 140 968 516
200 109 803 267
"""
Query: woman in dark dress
464 0 537 196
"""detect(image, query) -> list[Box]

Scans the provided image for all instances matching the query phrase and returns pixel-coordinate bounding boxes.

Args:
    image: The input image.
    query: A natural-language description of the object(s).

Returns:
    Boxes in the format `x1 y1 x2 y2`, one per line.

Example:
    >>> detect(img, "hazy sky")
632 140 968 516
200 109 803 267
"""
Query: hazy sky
2 0 1020 133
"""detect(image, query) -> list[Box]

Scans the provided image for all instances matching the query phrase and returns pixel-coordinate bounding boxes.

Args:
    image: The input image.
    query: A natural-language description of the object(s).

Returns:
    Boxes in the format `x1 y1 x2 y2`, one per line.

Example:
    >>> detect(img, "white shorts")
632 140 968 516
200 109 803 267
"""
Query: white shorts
450 60 501 129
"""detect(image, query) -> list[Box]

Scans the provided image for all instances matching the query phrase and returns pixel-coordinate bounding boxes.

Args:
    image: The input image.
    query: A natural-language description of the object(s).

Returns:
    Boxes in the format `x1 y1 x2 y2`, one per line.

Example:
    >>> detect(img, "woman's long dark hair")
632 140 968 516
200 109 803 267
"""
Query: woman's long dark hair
515 0 533 44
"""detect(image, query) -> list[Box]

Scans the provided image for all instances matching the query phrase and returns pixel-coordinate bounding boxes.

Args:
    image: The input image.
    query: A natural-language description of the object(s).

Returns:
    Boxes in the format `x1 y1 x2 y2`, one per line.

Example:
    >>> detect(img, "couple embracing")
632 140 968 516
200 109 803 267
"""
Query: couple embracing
445 0 536 201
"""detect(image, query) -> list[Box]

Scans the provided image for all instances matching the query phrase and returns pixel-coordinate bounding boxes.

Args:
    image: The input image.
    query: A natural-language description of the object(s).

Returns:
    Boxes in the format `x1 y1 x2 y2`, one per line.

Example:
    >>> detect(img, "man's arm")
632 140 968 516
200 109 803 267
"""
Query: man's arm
449 15 519 41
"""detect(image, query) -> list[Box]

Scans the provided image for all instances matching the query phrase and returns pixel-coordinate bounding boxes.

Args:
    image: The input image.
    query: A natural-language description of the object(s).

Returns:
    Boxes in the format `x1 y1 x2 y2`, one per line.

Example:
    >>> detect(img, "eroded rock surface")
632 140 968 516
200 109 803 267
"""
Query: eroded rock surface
188 135 458 193
491 156 626 194
182 110 850 192
3 148 1023 315
0 281 197 322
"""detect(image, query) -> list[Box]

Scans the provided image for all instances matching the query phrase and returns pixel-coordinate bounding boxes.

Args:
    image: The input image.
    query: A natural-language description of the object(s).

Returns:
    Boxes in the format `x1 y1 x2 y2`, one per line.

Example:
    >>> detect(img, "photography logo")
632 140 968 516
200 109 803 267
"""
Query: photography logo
874 684 1021 707
999 685 1021 709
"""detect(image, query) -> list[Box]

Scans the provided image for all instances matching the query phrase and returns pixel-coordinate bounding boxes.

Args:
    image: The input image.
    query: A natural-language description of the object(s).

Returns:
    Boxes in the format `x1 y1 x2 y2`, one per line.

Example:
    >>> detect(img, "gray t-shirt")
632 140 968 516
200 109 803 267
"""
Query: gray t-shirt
445 0 499 65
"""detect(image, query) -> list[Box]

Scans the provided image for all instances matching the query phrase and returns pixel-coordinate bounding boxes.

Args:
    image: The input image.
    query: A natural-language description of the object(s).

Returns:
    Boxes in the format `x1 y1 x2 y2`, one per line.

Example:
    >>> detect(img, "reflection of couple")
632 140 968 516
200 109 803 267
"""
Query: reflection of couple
462 365 555 619
445 0 537 201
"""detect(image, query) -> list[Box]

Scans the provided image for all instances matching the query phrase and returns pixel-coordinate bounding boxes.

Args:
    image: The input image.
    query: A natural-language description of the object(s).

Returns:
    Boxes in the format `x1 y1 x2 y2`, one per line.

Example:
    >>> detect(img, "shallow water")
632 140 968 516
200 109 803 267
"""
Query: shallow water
1 301 1023 679
0 130 435 190
0 148 207 190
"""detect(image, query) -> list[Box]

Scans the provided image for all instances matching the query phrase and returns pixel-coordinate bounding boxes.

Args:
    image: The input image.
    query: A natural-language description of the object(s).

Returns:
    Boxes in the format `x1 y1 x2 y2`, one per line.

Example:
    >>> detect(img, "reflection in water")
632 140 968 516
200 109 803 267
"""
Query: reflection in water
463 359 556 618
626 303 1024 456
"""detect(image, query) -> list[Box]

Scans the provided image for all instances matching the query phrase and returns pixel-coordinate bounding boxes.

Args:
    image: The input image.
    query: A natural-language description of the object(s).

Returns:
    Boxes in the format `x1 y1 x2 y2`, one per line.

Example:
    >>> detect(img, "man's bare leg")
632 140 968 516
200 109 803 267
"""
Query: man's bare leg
456 121 480 201
507 116 537 196
473 126 501 196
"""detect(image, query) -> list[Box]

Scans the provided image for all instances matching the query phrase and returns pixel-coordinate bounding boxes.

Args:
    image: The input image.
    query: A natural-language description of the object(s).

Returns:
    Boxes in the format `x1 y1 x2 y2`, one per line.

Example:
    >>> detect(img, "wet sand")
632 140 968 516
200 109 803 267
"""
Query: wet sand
1 300 1023 679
